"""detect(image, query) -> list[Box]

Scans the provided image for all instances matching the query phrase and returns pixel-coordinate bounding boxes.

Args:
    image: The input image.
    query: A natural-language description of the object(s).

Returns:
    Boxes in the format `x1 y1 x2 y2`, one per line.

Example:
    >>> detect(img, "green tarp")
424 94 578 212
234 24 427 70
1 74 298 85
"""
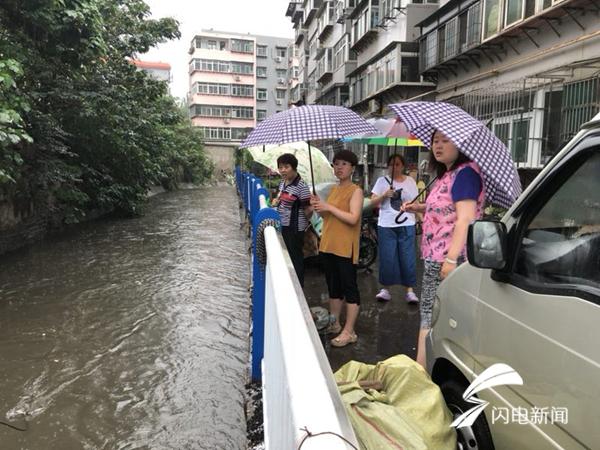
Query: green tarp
334 355 457 450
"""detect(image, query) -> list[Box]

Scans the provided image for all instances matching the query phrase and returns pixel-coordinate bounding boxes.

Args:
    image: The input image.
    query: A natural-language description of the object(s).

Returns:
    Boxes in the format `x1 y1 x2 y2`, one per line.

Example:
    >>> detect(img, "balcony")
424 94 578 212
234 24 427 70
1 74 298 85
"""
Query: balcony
295 26 307 45
315 42 328 60
418 0 596 79
350 6 379 52
286 1 304 23
303 0 323 26
316 48 334 83
335 1 354 23
317 2 336 40
347 0 369 19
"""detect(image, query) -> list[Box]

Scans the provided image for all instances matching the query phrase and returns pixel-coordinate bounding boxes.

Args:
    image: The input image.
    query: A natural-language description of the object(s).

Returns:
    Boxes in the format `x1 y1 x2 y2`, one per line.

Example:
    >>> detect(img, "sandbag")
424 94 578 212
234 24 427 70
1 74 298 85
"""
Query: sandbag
334 355 457 450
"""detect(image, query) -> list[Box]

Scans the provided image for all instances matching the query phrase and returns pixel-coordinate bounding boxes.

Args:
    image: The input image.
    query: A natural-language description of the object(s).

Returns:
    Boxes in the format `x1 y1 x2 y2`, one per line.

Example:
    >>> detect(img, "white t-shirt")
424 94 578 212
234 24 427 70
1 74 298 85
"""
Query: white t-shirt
371 176 418 228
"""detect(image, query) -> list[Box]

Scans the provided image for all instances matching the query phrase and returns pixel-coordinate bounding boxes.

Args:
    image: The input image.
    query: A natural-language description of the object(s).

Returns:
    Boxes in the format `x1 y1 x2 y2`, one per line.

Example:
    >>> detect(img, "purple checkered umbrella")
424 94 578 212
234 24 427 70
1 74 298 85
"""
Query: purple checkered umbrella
241 105 377 192
389 101 522 208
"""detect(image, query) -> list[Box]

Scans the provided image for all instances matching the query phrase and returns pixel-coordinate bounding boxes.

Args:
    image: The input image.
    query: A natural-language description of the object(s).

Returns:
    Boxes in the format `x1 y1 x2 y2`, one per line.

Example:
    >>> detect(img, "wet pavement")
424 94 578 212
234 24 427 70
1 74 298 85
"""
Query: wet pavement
303 255 424 373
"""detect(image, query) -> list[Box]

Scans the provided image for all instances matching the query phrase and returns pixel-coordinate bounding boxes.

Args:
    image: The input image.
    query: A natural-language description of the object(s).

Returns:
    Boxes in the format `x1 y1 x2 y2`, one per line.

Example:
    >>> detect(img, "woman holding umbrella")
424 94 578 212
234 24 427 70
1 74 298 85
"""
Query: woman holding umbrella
370 154 419 303
271 153 313 287
311 150 364 348
402 130 485 367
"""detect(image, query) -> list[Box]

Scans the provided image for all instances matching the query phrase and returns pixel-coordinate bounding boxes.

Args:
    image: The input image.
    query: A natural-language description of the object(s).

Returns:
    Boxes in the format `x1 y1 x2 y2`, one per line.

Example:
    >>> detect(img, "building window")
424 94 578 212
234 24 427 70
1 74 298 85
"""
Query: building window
505 0 523 25
231 62 253 74
257 66 267 78
192 104 231 118
560 77 600 144
207 40 217 50
219 41 227 50
276 89 286 100
257 45 268 57
190 59 234 73
444 17 458 60
231 106 254 119
257 88 268 101
483 0 501 39
276 69 287 79
231 39 254 53
424 32 437 69
202 127 232 140
494 122 510 147
231 128 252 140
400 56 418 82
376 62 384 91
333 36 345 69
275 47 287 58
231 84 254 97
257 109 267 121
466 2 482 49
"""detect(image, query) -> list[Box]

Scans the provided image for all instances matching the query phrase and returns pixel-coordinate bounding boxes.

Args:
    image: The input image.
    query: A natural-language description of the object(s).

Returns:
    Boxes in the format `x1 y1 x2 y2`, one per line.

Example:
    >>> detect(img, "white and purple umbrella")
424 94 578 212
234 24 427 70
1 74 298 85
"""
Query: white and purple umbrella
240 105 377 192
389 101 522 208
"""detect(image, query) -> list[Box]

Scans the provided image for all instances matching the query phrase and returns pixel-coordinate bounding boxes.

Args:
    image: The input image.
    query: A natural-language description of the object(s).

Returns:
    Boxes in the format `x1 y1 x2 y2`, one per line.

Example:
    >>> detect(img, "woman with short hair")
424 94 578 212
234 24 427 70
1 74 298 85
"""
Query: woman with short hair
311 150 364 347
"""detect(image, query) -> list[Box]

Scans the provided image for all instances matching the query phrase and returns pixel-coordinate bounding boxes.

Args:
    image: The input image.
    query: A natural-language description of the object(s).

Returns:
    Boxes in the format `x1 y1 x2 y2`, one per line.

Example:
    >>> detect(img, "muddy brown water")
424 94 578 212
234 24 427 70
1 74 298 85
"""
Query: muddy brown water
0 186 250 449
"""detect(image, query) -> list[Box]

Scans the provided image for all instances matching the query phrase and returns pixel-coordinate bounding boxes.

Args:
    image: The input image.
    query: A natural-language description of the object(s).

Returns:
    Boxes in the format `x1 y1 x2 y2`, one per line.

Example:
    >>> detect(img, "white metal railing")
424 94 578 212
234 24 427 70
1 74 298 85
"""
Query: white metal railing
262 225 358 450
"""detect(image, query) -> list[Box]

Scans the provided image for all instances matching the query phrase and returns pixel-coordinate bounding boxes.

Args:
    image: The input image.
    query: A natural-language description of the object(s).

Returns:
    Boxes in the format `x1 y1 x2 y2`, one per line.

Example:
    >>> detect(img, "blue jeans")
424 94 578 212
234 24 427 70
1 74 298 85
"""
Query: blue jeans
377 225 417 287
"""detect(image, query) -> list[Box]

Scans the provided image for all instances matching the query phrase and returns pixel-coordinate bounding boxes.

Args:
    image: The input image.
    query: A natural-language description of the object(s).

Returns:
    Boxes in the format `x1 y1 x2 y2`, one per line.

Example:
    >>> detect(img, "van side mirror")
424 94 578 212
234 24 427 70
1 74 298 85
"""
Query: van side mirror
467 220 508 270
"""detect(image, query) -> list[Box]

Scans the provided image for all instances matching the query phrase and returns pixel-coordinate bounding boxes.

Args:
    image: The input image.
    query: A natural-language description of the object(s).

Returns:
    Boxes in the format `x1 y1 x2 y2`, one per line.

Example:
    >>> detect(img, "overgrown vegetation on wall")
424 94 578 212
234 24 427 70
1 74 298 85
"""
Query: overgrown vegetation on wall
0 0 212 225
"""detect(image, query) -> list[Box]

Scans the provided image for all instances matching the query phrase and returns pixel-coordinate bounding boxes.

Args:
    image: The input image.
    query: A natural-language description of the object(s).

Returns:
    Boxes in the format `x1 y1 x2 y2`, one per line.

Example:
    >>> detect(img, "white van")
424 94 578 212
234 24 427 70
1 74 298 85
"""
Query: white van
427 112 600 450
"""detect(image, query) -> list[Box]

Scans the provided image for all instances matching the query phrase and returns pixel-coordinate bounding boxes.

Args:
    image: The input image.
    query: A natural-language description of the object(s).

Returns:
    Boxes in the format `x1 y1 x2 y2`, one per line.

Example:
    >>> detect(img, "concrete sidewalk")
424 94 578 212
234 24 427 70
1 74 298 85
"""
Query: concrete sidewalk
303 256 425 373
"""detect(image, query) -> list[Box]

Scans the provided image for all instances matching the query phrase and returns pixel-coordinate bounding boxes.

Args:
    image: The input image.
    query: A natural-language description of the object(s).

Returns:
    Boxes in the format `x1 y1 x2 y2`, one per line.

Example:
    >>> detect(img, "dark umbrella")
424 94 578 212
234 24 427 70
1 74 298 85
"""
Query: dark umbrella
240 105 378 193
389 101 522 208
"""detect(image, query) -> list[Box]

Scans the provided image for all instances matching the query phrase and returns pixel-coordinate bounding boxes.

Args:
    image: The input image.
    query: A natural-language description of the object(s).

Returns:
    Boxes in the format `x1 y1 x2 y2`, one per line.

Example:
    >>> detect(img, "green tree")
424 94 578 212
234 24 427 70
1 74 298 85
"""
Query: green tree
0 0 212 224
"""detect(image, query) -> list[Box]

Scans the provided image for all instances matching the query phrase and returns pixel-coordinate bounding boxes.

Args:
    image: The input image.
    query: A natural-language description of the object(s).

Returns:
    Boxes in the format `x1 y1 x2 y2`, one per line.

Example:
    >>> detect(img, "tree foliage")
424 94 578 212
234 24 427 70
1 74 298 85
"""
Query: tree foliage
0 0 212 222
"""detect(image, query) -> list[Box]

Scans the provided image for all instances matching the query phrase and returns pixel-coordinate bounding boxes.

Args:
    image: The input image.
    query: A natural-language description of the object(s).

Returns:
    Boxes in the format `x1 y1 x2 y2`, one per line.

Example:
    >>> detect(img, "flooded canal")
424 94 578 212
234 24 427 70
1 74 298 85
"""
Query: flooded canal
0 186 250 449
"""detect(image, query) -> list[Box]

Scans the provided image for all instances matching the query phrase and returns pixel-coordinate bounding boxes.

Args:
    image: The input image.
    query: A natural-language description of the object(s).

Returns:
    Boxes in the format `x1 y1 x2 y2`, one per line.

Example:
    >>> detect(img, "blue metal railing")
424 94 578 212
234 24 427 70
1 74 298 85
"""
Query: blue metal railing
235 166 280 381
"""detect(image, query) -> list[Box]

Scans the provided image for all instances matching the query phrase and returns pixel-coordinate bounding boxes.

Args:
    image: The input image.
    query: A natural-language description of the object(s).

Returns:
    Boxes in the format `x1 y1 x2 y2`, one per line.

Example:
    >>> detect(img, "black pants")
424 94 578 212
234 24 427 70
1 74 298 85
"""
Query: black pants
281 227 305 287
320 252 360 305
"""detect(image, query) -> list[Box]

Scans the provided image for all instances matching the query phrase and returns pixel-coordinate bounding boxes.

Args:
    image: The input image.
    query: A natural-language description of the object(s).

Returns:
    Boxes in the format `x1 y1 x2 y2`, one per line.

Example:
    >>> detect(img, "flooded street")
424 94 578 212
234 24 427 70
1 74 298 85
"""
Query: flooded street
0 186 250 449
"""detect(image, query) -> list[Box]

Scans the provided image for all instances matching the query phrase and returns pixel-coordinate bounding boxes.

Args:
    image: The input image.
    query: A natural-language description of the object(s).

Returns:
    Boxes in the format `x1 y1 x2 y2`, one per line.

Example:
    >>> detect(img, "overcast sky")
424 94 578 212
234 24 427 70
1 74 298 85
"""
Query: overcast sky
142 0 294 99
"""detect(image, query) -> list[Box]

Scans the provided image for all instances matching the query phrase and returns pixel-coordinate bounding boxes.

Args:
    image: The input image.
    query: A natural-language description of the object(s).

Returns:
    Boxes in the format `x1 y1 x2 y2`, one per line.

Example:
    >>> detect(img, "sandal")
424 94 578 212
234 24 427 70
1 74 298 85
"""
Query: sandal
325 322 342 335
331 331 358 348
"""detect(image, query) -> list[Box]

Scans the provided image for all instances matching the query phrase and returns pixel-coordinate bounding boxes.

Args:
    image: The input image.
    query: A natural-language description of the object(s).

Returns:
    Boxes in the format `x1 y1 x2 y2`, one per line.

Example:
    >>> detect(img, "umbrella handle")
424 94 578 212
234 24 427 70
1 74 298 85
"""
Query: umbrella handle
407 176 437 206
307 141 316 195
389 141 397 187
394 175 436 224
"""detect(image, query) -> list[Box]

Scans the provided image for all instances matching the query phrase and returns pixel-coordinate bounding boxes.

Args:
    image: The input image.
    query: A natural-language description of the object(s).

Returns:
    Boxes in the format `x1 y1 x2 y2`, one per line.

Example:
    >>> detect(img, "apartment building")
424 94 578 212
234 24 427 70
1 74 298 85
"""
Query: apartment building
188 30 292 170
254 34 292 121
287 0 438 185
416 0 600 173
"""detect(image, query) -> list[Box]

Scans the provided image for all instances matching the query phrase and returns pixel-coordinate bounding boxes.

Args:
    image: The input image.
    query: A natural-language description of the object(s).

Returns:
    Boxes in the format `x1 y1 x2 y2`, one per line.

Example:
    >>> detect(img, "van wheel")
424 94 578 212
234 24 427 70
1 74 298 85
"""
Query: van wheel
440 378 495 450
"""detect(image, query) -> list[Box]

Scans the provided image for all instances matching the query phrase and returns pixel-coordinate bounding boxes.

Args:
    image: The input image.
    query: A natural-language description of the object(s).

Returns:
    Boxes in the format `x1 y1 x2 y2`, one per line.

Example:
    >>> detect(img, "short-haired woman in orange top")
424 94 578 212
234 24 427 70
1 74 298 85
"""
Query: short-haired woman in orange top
310 150 364 348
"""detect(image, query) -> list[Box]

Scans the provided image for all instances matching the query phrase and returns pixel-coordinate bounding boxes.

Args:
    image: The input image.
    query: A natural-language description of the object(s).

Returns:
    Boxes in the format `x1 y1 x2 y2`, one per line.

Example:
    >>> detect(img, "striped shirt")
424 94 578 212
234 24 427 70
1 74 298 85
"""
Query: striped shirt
277 175 311 231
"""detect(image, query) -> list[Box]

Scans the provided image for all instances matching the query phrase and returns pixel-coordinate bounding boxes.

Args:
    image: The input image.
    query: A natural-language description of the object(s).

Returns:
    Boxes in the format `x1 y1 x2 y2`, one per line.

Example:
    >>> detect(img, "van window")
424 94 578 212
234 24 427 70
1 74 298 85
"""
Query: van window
514 151 600 292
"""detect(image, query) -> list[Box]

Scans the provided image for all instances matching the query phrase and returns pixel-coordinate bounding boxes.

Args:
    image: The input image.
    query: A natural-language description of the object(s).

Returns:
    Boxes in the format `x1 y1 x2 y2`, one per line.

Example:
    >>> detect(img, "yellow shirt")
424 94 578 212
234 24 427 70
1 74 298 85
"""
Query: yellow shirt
319 183 362 264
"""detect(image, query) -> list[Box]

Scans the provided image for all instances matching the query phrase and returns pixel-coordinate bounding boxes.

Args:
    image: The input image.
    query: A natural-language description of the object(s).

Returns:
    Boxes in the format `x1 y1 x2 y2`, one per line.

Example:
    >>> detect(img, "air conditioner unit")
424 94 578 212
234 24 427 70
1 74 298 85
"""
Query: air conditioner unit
234 75 241 81
276 99 283 105
275 56 282 63
223 117 230 124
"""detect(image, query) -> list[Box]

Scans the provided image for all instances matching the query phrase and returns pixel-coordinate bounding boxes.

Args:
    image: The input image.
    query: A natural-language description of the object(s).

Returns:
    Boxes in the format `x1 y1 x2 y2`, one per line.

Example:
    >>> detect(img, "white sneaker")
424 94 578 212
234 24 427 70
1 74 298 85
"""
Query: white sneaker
375 288 391 301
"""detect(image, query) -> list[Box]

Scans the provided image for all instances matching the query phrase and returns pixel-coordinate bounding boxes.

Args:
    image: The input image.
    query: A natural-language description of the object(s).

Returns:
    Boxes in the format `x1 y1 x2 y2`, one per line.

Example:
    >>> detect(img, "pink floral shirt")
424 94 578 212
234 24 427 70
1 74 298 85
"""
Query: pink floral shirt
421 162 485 262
